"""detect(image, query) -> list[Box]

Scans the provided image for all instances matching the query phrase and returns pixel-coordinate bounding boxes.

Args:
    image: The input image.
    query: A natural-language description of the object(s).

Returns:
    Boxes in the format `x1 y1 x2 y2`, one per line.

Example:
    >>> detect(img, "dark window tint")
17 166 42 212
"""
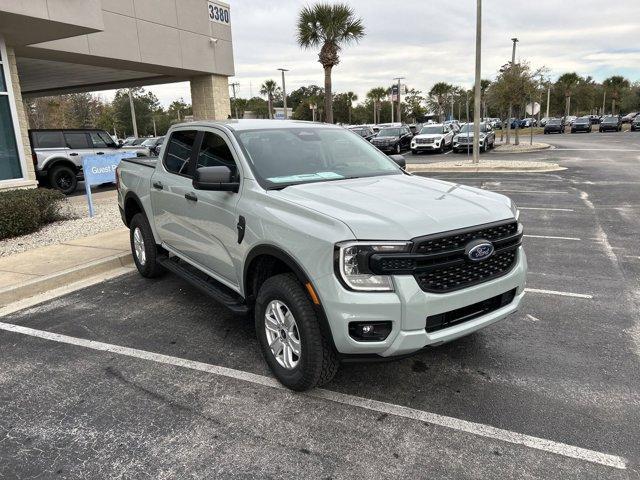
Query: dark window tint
197 132 237 178
34 131 65 148
164 130 197 176
89 131 108 148
64 132 90 149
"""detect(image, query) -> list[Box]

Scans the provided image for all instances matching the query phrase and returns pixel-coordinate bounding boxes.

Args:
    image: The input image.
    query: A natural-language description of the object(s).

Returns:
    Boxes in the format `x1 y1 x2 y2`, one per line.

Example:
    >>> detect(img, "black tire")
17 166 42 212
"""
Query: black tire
255 273 338 391
130 213 164 278
48 164 77 195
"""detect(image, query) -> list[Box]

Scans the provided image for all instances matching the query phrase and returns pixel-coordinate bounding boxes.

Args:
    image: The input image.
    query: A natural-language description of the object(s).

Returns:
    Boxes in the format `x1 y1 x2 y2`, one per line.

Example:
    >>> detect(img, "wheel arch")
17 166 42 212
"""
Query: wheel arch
43 157 78 173
243 244 336 350
123 191 146 227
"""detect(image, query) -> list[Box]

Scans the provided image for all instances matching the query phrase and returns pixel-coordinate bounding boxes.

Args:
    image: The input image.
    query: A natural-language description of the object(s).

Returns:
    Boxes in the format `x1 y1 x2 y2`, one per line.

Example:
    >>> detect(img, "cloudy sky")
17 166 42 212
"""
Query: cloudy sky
100 0 640 107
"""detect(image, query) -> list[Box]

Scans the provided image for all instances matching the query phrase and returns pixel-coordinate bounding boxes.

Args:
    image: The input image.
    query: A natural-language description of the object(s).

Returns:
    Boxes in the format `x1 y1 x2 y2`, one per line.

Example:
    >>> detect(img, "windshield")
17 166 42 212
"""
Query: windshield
548 119 561 125
141 137 157 146
377 128 400 136
420 126 443 135
235 127 402 189
459 124 487 133
575 117 590 123
603 117 618 123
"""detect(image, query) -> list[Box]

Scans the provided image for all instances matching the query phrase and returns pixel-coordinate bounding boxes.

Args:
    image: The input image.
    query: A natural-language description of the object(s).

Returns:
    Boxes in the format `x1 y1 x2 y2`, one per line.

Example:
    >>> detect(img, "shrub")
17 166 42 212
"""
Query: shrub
0 188 68 240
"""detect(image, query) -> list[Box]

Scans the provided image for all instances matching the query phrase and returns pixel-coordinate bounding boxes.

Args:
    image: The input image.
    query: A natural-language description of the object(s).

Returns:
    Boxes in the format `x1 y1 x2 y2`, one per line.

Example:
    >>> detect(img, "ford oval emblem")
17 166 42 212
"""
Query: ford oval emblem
465 239 494 262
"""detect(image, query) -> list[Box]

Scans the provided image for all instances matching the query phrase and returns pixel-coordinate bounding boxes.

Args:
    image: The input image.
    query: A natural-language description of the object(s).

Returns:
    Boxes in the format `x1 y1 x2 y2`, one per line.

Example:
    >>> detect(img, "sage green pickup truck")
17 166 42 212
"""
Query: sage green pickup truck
116 120 526 391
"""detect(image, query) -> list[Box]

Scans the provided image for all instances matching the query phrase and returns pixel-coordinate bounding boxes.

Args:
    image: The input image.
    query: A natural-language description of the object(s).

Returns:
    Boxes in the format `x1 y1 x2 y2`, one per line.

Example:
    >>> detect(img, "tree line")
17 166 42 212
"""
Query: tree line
25 87 192 138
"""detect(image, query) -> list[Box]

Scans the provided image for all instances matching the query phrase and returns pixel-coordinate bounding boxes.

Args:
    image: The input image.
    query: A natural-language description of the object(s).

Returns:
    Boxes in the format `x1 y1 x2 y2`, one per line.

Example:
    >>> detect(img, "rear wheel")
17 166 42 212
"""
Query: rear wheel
130 213 164 278
48 165 77 195
255 274 338 391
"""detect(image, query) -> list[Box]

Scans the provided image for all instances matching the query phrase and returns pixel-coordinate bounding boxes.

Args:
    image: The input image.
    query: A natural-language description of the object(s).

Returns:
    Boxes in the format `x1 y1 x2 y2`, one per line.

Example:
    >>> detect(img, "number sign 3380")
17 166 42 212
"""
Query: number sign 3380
208 1 230 25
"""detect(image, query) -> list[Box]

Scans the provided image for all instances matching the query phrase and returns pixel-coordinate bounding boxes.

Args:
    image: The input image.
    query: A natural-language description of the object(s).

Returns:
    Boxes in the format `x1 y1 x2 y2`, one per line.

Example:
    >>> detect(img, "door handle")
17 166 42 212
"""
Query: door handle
185 192 198 202
96 151 105 155
69 152 79 156
152 181 163 190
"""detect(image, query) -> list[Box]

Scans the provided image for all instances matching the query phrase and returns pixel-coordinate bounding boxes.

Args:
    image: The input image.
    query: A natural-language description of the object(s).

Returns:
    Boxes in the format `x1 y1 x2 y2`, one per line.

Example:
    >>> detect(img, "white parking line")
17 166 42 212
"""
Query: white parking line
524 234 581 241
490 190 570 194
519 207 575 212
0 321 624 470
525 288 593 299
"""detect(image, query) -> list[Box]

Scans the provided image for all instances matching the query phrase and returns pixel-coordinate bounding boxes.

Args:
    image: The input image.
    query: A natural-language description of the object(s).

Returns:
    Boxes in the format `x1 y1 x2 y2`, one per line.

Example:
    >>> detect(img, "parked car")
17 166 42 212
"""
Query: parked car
348 125 376 141
539 117 550 127
565 116 577 126
631 116 640 131
519 118 537 128
443 120 461 133
29 128 147 194
571 117 592 133
370 125 413 154
121 137 152 156
509 118 520 129
589 115 601 125
490 118 503 129
599 116 622 132
141 136 165 156
621 112 638 124
543 118 565 134
410 124 454 154
452 122 496 153
117 119 526 391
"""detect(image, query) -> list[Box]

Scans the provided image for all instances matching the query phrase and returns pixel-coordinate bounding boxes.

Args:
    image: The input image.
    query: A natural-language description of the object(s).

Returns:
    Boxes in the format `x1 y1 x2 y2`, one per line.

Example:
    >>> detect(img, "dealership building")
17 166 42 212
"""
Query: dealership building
0 0 234 191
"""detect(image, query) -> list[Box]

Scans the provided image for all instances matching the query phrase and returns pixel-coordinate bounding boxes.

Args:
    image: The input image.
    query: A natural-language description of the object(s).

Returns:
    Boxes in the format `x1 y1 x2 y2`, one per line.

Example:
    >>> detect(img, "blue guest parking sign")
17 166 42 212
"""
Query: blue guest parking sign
83 153 136 217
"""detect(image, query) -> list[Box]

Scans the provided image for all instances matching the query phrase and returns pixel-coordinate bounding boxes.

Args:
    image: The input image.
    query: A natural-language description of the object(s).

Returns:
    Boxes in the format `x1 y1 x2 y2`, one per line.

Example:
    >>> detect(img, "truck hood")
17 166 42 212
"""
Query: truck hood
412 133 443 140
272 174 515 239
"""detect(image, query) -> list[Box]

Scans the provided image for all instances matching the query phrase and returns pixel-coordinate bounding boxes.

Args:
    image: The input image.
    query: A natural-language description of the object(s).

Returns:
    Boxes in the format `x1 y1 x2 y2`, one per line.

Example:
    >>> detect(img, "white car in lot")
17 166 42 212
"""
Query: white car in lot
410 123 454 154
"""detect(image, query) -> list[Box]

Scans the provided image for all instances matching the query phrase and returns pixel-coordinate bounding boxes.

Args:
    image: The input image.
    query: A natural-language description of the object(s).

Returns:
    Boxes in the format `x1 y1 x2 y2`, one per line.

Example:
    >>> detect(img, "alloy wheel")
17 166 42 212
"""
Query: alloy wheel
264 300 301 370
133 227 146 265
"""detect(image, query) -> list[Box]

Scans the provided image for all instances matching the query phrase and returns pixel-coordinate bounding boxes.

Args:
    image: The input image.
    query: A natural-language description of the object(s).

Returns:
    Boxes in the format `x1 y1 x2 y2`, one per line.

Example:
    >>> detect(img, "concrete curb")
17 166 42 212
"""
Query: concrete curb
491 144 552 154
407 164 566 173
0 252 133 308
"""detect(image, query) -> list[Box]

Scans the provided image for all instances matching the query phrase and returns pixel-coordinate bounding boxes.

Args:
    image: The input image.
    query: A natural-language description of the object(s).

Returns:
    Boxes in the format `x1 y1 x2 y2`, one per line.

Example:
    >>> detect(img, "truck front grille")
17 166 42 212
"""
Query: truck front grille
368 220 521 294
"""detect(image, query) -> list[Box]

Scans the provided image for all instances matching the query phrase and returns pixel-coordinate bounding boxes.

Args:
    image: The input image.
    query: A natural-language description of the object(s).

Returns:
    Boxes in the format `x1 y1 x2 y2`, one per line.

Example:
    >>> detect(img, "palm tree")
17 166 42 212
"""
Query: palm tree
366 87 386 124
297 3 365 124
556 72 581 117
428 82 454 122
259 79 279 119
603 76 630 115
345 91 357 124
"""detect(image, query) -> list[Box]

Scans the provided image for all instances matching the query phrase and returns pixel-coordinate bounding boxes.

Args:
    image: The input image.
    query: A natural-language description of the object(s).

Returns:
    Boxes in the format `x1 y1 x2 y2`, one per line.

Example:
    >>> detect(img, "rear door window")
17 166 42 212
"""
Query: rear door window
64 132 91 149
34 131 65 149
164 130 198 176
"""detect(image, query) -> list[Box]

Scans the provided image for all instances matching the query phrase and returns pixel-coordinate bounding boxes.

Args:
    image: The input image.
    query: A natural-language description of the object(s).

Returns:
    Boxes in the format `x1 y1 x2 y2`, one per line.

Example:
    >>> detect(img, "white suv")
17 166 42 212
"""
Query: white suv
410 123 454 154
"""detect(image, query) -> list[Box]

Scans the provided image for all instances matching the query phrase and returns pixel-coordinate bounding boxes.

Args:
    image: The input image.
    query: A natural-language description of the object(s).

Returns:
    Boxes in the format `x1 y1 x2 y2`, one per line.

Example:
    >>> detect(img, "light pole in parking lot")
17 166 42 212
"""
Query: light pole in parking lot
278 68 289 119
472 0 482 163
229 82 240 119
128 89 138 138
394 77 404 123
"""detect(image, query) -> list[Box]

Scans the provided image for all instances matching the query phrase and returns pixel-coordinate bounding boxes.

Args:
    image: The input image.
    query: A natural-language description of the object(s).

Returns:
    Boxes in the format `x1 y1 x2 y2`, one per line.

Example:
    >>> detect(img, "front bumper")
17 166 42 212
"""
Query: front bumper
315 247 527 357
372 143 397 152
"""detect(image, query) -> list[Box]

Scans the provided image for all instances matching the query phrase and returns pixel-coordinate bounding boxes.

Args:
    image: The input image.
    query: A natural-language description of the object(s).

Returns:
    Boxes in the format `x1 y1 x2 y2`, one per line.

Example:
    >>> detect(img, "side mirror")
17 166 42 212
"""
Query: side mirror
389 154 406 170
193 166 239 192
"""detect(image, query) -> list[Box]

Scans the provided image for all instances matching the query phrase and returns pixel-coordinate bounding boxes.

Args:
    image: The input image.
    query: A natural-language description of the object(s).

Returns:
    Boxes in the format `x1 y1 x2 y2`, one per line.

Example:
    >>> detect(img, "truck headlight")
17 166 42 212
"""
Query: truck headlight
335 241 411 292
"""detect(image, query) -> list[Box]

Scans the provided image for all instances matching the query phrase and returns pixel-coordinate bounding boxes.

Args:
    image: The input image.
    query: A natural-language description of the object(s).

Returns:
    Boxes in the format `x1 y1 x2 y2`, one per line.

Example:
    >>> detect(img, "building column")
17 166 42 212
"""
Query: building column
190 74 231 121
5 46 37 188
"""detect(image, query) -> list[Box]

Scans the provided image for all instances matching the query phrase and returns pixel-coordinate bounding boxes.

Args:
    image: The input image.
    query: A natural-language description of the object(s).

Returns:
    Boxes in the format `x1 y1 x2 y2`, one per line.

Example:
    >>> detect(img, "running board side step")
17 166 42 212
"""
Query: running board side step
157 255 249 314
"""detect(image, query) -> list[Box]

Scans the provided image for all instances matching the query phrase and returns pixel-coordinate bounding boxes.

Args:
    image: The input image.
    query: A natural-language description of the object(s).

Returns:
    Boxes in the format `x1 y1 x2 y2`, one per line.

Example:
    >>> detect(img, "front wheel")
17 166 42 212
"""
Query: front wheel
255 274 339 391
130 213 164 278
48 165 77 195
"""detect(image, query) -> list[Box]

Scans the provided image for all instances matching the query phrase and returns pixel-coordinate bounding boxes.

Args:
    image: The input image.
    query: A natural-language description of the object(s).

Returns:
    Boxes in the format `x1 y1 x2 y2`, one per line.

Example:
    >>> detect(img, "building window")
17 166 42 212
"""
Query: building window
0 38 25 182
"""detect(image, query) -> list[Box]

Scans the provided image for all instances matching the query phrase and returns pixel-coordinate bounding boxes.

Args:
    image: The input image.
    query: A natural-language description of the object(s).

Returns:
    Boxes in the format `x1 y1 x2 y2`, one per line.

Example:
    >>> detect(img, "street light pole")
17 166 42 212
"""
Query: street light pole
472 0 482 164
546 82 551 119
229 82 240 119
506 37 518 145
278 68 289 119
394 77 404 123
128 88 138 138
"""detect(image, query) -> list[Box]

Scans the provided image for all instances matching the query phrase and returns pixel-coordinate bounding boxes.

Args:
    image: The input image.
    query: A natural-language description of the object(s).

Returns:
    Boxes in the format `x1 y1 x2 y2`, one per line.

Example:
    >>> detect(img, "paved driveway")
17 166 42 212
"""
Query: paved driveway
1 131 639 479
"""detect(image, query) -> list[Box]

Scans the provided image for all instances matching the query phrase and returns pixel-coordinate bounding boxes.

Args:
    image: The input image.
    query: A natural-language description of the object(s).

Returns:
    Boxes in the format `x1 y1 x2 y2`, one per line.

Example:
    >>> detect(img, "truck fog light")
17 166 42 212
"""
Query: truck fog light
349 321 392 341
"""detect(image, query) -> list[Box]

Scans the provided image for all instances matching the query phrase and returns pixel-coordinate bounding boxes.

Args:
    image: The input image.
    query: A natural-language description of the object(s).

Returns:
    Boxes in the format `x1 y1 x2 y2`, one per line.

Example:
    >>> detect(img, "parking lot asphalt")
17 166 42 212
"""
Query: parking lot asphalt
2 131 639 479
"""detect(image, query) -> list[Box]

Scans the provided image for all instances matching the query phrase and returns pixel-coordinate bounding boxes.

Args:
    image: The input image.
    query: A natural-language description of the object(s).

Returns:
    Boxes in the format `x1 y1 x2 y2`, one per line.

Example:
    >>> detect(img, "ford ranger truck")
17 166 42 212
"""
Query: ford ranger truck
117 120 526 391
